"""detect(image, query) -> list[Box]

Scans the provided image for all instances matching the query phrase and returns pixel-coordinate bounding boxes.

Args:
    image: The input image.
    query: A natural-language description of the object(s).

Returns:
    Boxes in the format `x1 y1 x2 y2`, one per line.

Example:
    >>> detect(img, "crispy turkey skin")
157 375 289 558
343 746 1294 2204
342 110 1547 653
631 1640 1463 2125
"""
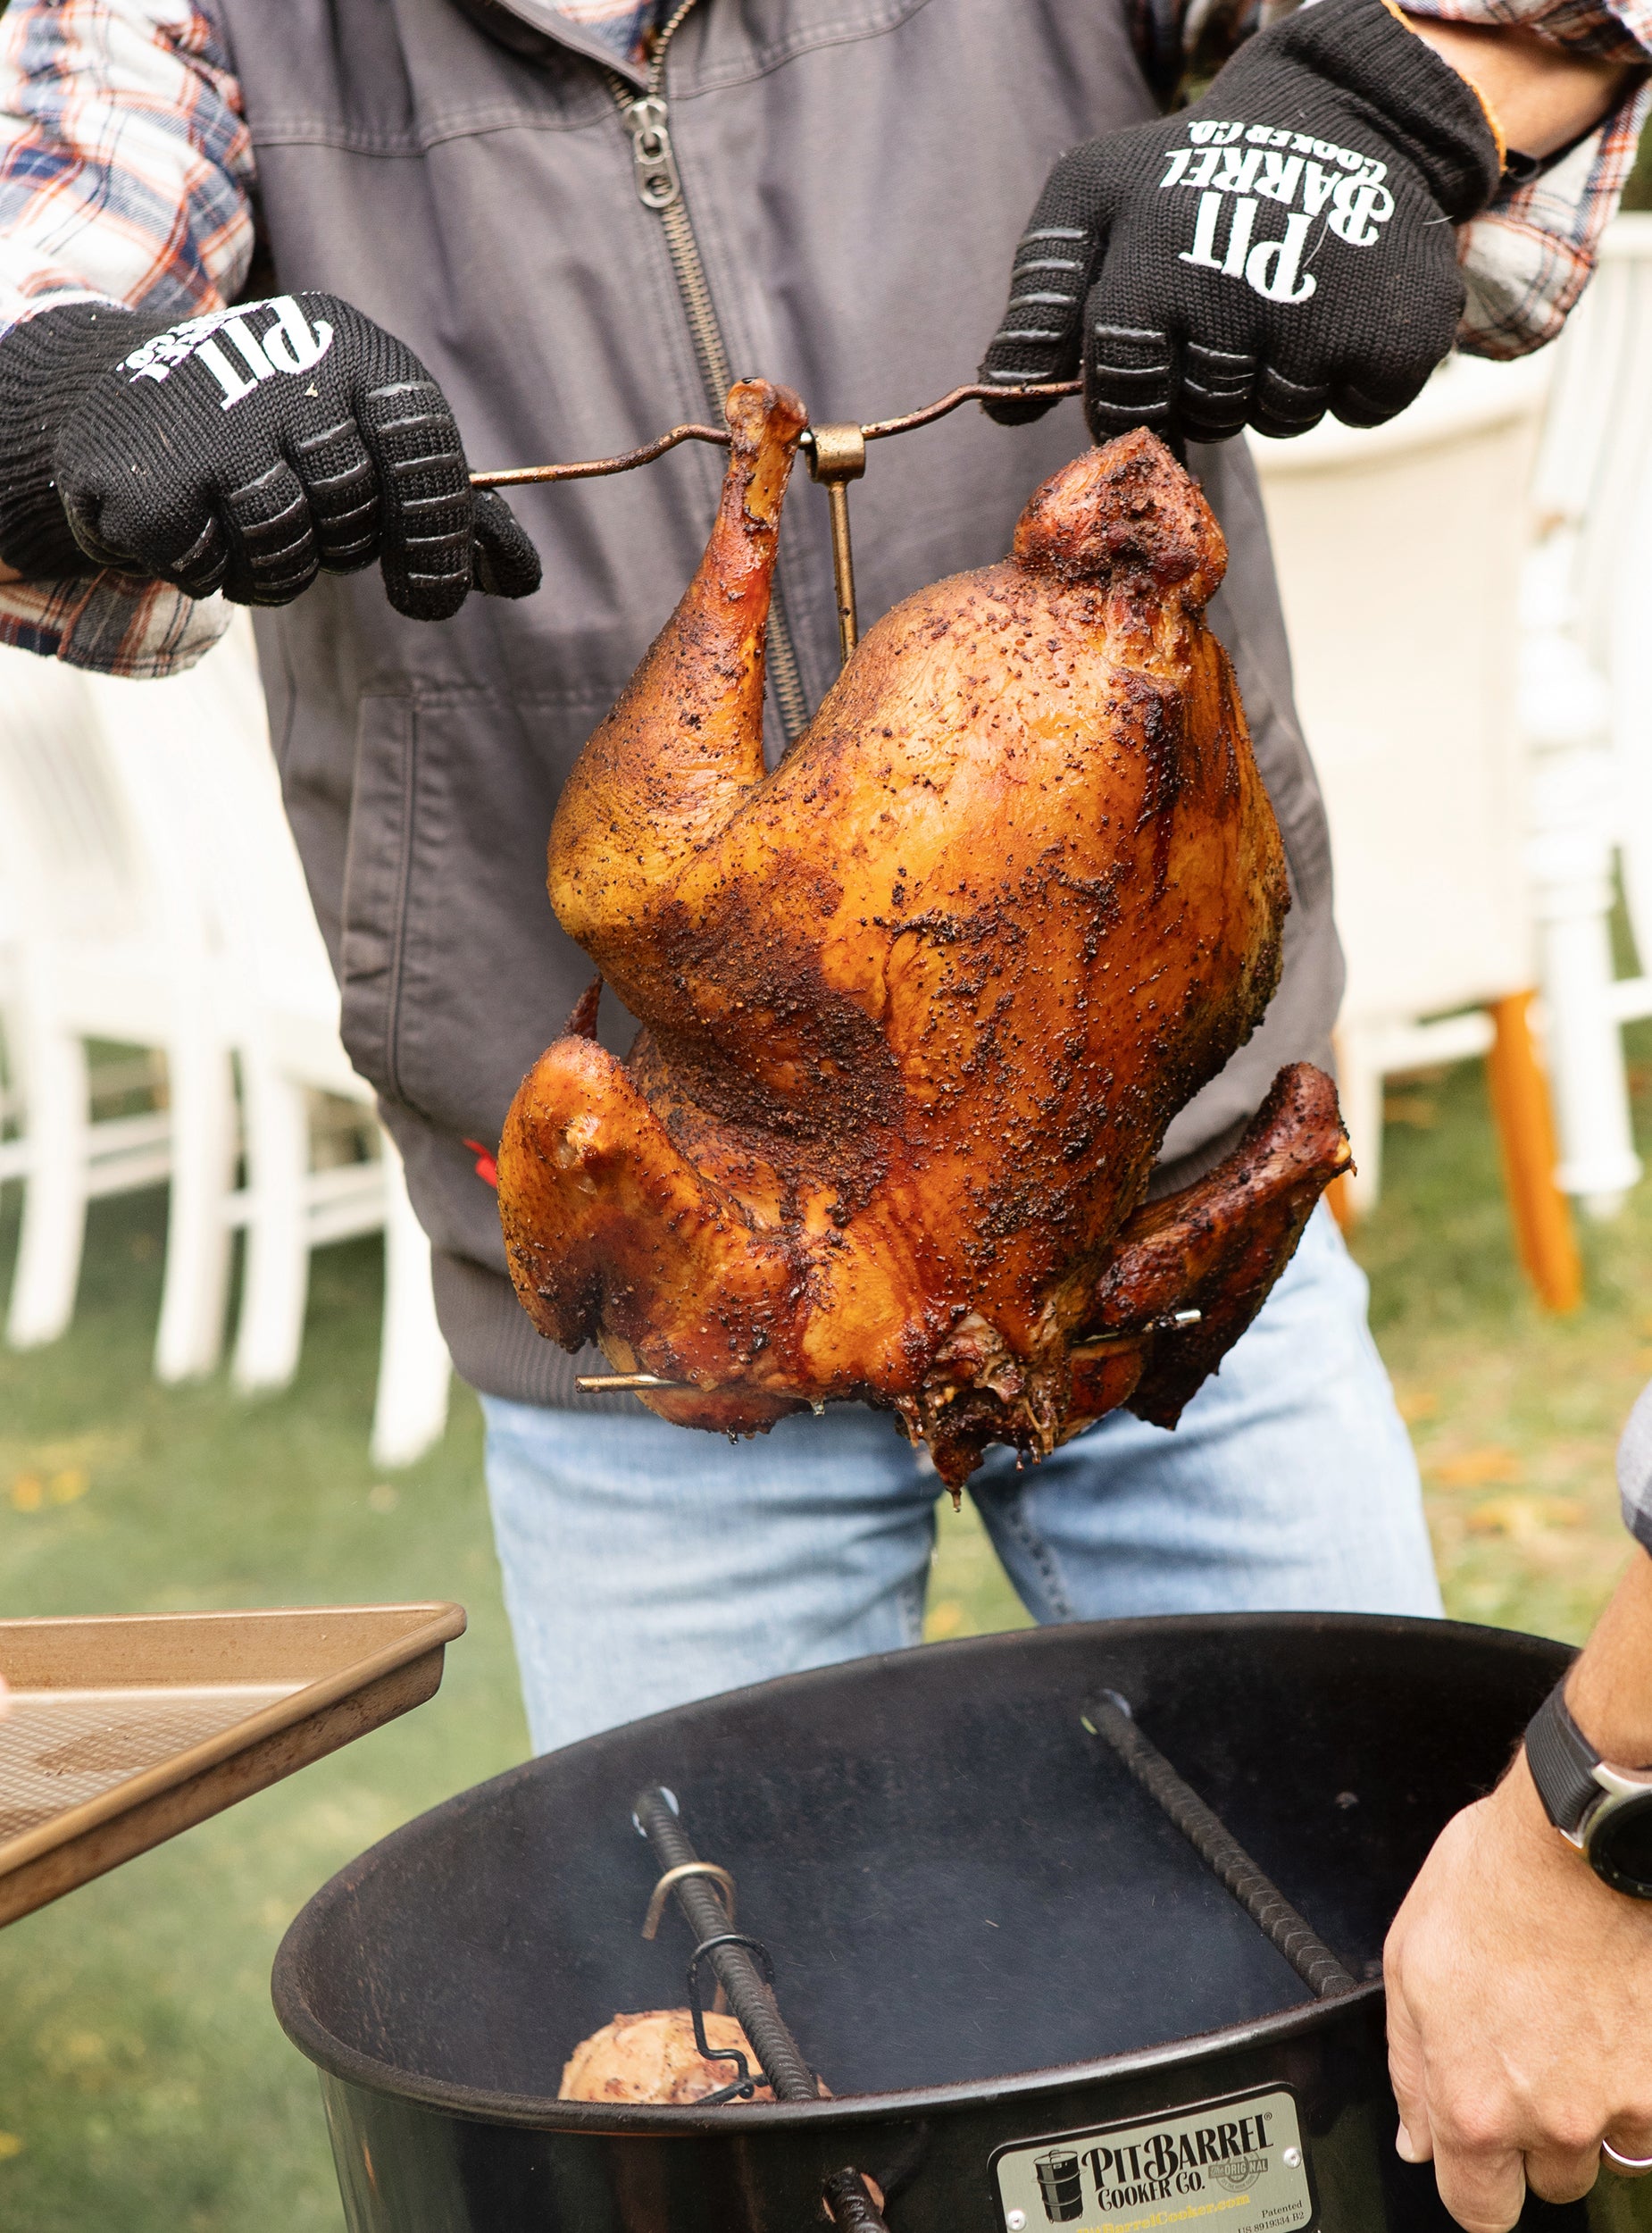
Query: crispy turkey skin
498 381 1347 1487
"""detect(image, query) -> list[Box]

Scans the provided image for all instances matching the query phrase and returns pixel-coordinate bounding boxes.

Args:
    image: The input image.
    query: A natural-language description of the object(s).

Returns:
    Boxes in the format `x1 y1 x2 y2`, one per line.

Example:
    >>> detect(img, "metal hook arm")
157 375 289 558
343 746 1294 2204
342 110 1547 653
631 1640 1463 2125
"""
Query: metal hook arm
467 377 1081 491
470 420 730 489
468 377 1086 679
860 377 1081 442
641 1860 736 1940
800 422 868 666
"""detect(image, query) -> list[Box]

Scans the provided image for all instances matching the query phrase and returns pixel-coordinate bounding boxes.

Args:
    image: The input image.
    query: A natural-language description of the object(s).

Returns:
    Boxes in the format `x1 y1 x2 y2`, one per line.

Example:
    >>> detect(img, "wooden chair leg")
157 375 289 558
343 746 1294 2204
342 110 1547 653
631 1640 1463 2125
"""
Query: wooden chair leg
1324 1172 1355 1232
1485 991 1583 1313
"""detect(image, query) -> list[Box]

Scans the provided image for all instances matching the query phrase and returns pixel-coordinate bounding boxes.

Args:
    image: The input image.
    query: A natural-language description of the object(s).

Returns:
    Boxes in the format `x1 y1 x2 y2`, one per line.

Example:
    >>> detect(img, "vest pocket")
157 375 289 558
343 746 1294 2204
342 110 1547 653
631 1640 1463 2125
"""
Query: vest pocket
338 687 600 1136
338 691 417 1103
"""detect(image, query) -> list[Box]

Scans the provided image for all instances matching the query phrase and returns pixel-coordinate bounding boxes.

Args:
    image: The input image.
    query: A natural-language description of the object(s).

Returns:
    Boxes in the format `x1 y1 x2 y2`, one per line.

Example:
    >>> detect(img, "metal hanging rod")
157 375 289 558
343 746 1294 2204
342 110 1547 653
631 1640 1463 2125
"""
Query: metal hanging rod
467 378 1082 490
800 381 1090 657
471 379 1082 664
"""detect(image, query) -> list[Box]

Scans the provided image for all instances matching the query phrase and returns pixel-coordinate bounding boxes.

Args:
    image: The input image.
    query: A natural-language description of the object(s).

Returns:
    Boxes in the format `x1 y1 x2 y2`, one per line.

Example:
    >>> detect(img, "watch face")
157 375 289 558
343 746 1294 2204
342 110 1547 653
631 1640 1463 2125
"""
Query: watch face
1590 1791 1652 1899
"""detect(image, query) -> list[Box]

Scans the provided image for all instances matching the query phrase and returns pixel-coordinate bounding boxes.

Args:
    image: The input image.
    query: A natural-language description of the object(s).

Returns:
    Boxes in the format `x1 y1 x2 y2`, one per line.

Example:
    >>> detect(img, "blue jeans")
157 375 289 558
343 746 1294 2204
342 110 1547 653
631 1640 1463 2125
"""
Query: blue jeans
481 1205 1439 1752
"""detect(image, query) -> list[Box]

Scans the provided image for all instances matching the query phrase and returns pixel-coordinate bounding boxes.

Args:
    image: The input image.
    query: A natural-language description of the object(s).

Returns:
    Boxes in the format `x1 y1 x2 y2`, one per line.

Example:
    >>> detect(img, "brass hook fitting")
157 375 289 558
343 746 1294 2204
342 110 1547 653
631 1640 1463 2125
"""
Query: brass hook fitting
805 422 868 484
642 1858 738 2013
641 1860 737 1940
803 422 868 666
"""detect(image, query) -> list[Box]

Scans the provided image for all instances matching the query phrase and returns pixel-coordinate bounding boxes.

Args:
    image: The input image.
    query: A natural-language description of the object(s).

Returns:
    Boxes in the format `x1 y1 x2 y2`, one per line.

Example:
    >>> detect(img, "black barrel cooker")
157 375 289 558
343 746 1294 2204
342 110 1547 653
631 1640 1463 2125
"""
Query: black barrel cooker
273 1613 1652 2232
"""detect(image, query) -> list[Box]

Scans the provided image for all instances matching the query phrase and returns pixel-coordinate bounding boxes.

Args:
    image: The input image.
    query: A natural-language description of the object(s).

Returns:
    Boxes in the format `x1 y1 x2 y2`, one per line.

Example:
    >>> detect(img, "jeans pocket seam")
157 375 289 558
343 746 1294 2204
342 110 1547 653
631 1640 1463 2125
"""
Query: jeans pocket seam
994 1490 1078 1624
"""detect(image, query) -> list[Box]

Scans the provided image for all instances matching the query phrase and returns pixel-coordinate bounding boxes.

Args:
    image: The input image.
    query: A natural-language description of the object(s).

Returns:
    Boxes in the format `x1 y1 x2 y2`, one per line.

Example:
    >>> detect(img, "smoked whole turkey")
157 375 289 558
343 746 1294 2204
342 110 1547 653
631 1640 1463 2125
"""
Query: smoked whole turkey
496 381 1348 1490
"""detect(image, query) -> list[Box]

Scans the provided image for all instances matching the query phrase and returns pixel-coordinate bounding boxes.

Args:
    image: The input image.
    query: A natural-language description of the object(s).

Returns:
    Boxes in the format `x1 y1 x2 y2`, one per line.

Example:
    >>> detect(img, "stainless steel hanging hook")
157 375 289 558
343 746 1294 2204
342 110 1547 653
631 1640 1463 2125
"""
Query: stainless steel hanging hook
469 377 1083 672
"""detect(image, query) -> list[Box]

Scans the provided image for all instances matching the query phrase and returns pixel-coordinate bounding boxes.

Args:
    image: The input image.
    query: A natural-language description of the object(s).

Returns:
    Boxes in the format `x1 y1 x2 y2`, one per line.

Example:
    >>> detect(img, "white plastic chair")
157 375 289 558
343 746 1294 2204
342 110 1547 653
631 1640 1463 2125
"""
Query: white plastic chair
1253 352 1581 1304
0 627 452 1463
83 621 453 1463
0 646 238 1374
1253 354 1549 1192
1518 214 1652 1214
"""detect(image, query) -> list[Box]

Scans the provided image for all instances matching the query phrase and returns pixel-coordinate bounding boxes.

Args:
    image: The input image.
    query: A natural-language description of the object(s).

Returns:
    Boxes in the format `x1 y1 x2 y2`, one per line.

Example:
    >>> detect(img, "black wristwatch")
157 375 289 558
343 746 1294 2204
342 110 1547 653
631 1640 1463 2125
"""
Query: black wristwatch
1525 1679 1652 1899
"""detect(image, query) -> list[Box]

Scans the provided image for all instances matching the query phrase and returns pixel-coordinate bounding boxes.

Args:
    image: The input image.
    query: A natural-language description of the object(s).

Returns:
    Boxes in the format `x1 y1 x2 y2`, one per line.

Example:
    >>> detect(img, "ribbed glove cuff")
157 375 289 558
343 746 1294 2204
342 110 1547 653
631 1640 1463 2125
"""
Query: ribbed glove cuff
1271 0 1504 221
0 302 146 579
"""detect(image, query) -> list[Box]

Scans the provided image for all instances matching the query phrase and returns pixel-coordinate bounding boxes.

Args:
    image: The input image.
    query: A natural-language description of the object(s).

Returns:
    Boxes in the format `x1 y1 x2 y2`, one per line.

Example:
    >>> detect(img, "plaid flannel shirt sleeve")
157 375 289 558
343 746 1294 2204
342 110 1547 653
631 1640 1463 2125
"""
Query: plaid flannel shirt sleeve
1401 0 1652 357
0 0 255 675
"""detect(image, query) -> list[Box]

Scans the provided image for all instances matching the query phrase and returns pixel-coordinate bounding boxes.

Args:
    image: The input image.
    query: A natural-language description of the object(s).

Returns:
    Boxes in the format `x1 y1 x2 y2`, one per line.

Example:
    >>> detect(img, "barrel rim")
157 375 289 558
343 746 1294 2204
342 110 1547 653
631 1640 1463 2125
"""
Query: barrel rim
271 1610 1570 2135
272 1944 1384 2134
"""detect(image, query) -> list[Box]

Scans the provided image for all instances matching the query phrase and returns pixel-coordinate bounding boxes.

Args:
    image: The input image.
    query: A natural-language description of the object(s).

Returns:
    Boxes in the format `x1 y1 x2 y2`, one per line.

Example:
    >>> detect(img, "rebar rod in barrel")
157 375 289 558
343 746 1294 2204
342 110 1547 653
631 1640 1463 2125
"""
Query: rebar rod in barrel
1081 1694 1358 2000
633 1786 817 2096
632 1787 891 2230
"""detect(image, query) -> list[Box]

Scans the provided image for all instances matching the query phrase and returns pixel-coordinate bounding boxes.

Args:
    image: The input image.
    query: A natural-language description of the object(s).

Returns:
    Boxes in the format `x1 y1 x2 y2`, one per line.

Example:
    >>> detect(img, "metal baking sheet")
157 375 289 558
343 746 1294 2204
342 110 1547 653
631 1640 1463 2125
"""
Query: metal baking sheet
0 1602 464 1927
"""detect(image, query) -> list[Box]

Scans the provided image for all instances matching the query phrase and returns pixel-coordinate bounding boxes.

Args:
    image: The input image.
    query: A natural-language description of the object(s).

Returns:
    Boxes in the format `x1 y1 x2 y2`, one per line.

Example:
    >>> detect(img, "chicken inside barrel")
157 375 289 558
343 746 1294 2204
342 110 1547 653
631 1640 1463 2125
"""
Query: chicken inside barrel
560 2010 783 2106
559 2010 840 2114
498 381 1349 1489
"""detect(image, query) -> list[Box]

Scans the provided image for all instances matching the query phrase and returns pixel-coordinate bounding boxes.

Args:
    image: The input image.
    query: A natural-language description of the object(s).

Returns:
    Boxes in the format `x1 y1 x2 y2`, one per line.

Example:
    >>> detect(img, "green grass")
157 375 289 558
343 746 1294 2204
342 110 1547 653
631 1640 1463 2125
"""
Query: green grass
0 1197 527 2230
1354 1042 1651 1646
3 1045 1650 2229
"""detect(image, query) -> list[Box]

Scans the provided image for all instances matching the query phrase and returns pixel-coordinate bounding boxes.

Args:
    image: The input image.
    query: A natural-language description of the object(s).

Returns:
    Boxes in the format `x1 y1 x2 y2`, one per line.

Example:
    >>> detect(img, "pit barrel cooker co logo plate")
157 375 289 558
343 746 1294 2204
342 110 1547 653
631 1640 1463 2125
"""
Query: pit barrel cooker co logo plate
993 2085 1314 2233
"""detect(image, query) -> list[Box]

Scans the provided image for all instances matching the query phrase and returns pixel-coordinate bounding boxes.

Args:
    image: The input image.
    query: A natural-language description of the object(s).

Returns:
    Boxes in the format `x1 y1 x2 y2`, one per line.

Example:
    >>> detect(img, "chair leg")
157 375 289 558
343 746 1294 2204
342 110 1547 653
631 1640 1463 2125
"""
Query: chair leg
6 1012 90 1350
1527 732 1642 1218
1486 991 1583 1314
1331 1026 1382 1223
231 1063 313 1393
371 1127 452 1468
1537 881 1641 1219
154 1034 238 1382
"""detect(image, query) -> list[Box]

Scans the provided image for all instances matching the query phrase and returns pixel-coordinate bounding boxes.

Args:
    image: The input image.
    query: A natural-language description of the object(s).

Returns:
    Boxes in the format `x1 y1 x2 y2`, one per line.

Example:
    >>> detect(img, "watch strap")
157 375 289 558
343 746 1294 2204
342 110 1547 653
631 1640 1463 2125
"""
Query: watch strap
1525 1677 1601 1835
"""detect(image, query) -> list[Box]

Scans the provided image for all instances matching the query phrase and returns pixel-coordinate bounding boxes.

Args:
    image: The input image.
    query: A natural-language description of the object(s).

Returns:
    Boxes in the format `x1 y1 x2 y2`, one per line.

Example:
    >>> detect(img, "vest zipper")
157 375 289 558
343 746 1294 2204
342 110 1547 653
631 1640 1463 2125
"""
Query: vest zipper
607 7 812 743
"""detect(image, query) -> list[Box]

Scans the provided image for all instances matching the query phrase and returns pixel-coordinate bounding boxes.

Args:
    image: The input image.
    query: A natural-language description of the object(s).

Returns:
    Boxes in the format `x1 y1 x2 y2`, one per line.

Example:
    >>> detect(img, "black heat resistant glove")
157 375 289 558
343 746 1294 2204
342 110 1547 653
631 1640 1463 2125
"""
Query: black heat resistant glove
980 0 1502 446
0 293 541 617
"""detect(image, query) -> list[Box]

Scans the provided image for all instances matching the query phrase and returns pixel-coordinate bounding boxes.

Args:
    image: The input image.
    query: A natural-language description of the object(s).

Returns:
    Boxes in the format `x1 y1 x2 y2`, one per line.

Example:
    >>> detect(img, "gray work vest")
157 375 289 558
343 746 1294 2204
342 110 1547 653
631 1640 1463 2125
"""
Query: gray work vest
199 0 1343 1408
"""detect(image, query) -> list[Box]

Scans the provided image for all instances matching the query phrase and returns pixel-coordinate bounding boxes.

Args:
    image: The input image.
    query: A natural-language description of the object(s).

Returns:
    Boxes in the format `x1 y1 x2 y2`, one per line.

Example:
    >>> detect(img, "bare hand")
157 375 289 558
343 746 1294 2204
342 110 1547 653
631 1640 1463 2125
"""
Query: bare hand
1402 16 1633 160
1385 1752 1652 2231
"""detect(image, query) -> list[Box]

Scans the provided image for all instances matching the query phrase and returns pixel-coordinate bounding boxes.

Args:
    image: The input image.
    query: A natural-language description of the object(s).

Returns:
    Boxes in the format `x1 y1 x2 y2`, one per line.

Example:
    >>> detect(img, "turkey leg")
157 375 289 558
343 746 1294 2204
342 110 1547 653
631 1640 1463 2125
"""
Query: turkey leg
1080 1063 1352 1431
548 380 808 1016
499 1024 807 1434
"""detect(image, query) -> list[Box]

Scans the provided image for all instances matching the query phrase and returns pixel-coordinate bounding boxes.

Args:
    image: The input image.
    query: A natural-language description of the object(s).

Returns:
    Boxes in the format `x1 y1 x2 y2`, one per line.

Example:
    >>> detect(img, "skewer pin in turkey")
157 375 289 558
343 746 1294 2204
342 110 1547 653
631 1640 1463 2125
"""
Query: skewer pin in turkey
573 1309 1206 1396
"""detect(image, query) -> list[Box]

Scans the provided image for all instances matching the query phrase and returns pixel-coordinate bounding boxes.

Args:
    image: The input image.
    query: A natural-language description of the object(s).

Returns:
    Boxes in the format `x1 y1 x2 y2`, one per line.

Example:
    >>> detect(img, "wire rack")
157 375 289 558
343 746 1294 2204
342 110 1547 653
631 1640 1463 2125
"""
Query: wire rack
0 1602 464 1927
